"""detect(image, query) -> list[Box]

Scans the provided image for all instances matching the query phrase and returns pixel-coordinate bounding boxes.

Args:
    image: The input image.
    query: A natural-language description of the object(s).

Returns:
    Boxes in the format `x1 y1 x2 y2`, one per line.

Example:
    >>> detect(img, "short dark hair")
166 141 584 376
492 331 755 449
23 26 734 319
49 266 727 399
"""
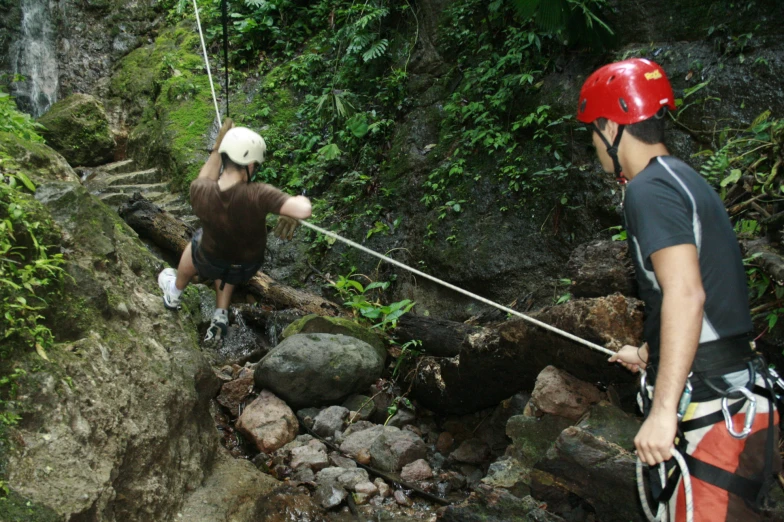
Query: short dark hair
594 108 668 145
221 153 256 180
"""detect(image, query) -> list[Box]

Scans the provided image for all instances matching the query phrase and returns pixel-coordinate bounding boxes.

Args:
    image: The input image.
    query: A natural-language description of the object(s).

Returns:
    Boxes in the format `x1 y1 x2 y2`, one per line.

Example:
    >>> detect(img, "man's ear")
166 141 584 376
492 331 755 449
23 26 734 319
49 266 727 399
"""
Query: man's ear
604 120 620 142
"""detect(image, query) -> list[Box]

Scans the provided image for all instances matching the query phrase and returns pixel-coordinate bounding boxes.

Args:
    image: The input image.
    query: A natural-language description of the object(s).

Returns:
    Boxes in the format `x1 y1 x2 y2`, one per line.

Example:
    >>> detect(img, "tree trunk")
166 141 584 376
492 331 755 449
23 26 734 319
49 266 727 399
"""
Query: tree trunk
392 314 480 357
118 193 341 316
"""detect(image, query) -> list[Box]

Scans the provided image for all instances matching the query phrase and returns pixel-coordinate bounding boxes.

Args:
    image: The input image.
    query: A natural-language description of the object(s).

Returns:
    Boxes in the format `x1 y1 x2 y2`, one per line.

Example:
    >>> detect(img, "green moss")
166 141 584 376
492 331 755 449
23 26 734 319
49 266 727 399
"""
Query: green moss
0 490 60 522
0 132 78 185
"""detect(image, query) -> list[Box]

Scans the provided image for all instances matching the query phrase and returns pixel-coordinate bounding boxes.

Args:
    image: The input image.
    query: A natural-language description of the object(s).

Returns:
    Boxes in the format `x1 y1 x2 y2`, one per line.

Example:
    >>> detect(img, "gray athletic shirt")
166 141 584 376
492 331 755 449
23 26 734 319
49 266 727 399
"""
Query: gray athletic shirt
623 156 752 367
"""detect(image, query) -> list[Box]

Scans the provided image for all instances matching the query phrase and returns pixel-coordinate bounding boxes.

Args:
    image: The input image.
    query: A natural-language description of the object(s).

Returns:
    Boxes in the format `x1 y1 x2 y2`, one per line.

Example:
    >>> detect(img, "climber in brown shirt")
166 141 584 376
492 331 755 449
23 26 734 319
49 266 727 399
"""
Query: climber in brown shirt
158 118 311 342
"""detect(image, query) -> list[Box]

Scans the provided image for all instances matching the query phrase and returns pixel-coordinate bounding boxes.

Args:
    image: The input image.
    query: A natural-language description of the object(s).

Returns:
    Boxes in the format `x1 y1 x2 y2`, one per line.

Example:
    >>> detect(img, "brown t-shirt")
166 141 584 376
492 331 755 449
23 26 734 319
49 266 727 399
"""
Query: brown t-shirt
190 178 290 263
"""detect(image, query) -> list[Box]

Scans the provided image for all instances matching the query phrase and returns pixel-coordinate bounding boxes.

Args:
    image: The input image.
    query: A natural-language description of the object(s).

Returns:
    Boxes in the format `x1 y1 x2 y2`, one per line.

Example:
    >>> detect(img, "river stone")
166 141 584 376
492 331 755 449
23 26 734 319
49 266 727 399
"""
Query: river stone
529 366 603 421
37 93 116 166
342 394 377 421
282 314 387 358
314 483 348 510
236 390 299 454
450 438 491 465
438 485 565 522
217 374 254 417
255 333 386 409
369 426 428 472
290 443 329 472
481 456 531 497
505 414 572 467
312 405 349 437
340 425 385 458
401 458 433 482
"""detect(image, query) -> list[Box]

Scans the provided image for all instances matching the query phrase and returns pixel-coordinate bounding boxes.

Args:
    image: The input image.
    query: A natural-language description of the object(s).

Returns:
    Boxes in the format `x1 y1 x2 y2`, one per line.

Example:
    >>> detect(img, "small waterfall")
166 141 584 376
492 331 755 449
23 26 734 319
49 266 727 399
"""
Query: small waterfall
10 0 58 117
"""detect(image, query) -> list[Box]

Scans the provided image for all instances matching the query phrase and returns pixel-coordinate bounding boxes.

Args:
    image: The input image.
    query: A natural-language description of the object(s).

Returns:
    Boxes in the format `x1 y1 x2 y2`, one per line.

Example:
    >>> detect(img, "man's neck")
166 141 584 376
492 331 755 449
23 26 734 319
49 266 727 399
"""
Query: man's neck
621 142 670 181
219 168 247 189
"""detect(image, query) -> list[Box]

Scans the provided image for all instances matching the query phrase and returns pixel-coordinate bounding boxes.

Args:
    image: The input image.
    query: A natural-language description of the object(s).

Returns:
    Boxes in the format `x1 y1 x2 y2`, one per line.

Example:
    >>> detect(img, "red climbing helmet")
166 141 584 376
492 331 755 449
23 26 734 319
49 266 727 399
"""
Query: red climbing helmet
577 58 676 125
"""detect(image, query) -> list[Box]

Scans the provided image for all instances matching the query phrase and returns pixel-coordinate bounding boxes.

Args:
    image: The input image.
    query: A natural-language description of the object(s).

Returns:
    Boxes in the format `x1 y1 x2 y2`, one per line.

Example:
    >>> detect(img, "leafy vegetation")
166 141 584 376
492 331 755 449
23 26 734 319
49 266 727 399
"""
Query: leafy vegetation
0 89 45 143
329 269 415 331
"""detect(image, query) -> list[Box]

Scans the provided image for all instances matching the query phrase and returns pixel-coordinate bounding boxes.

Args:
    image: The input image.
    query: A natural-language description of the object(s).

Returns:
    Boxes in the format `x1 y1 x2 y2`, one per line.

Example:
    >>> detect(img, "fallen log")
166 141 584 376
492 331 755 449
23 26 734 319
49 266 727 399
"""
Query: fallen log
118 193 341 316
393 314 480 358
395 294 643 415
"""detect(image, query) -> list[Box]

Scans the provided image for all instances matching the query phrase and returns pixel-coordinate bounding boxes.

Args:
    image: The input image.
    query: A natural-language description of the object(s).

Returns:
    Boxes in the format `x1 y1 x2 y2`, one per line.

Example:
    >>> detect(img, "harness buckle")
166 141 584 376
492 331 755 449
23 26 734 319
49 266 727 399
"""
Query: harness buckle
721 386 757 439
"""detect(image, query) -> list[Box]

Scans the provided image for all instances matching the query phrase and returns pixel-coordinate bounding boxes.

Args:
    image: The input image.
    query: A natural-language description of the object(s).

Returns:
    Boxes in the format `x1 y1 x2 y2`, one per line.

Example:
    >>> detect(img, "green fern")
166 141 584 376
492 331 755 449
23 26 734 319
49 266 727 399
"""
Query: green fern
362 39 389 62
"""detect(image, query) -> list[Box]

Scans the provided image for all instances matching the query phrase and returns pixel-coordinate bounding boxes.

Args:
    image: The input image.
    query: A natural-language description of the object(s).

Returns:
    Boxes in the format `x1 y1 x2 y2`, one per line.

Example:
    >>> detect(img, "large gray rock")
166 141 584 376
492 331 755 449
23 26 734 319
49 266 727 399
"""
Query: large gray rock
255 333 386 409
505 414 572 467
37 93 116 166
568 240 636 298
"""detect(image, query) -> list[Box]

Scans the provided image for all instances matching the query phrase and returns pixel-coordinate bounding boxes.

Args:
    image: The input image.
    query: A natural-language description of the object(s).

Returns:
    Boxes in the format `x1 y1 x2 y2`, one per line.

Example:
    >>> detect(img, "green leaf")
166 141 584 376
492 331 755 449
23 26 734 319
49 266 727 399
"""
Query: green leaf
317 143 342 161
720 169 742 187
346 114 369 138
15 172 36 192
362 39 389 62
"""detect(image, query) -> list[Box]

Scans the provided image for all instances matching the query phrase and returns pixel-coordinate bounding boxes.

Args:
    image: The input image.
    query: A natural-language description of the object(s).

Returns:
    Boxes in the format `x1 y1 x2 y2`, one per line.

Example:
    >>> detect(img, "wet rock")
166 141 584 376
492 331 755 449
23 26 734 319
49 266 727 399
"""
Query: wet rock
437 485 565 522
370 426 428 472
255 333 386 409
217 374 254 417
343 394 377 421
344 419 376 436
290 443 329 472
236 390 299 454
394 489 414 507
340 424 385 458
576 401 640 453
482 456 531 497
313 405 349 437
337 468 370 490
505 414 572 467
296 407 321 429
329 454 357 469
375 478 391 498
529 366 603 421
532 426 637 522
460 465 485 487
387 407 417 428
354 481 378 496
314 483 348 510
253 484 325 521
401 459 433 482
215 366 234 382
37 94 116 167
436 432 455 454
450 438 491 465
568 240 636 298
291 467 315 484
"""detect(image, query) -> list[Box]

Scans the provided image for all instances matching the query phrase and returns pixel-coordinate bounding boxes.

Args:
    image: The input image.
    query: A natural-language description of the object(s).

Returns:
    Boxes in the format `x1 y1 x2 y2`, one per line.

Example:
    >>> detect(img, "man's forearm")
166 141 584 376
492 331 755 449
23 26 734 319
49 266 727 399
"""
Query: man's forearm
198 151 222 181
651 290 704 414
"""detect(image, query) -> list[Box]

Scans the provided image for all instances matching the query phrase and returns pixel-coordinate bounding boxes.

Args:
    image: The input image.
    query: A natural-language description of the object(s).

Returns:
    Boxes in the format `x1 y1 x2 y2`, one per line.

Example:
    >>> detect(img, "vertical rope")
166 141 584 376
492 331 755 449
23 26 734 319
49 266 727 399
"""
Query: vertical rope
221 0 230 118
192 0 222 127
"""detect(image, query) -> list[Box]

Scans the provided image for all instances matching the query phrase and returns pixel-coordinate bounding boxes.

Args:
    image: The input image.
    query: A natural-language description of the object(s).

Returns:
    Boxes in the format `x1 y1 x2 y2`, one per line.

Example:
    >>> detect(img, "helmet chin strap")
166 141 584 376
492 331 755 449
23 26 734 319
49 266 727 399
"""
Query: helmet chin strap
593 123 626 184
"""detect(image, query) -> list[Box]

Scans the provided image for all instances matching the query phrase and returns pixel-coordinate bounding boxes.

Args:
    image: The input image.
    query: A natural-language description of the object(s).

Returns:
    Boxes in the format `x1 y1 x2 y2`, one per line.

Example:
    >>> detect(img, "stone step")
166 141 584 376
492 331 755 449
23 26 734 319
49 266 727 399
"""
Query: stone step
105 169 163 186
101 182 170 195
99 191 165 207
182 216 201 229
162 203 193 217
95 159 136 175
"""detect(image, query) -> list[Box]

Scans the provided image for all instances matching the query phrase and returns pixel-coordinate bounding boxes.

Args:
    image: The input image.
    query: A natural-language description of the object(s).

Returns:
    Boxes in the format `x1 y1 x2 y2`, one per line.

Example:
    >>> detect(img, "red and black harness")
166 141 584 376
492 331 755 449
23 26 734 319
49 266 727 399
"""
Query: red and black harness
642 336 783 512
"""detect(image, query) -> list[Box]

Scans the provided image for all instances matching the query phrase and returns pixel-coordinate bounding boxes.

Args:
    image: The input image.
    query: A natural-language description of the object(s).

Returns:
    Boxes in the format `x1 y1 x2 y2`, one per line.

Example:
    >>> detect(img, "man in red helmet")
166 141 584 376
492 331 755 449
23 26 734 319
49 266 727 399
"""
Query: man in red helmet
578 58 781 520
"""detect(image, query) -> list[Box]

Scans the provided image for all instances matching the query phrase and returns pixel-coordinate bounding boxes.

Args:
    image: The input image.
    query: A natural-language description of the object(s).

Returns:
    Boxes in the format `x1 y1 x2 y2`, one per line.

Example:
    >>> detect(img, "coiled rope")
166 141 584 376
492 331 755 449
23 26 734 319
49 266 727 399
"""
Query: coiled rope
636 449 694 522
190 4 694 519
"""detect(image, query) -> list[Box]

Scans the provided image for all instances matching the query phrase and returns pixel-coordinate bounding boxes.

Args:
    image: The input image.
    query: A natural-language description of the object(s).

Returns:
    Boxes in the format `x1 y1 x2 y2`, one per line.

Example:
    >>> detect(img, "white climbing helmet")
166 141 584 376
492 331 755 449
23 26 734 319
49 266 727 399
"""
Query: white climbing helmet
218 127 266 166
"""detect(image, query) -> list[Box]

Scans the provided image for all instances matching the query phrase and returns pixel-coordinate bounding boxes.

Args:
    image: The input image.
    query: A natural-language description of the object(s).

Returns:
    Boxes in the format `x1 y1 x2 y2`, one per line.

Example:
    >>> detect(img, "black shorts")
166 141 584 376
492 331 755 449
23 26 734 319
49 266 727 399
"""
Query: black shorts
191 229 263 286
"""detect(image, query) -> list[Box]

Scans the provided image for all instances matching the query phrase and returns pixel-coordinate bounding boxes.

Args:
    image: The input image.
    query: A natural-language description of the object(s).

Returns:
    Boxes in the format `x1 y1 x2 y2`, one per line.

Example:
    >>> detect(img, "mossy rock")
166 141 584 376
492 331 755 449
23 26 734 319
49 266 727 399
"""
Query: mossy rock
0 489 60 522
281 314 386 359
0 131 79 185
575 400 640 453
505 414 572 468
37 94 115 167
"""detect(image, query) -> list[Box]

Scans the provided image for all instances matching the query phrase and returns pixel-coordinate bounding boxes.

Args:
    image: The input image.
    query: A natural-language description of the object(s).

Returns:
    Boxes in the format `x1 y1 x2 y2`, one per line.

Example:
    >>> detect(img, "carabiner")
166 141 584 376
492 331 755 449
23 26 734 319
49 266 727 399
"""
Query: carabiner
677 374 693 420
768 367 784 393
721 386 757 439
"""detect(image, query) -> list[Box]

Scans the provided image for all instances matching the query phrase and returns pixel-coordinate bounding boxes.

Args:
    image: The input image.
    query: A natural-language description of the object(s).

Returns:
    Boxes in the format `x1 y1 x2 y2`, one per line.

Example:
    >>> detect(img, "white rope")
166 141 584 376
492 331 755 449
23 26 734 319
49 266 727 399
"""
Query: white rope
297 219 615 357
192 0 222 128
636 449 694 522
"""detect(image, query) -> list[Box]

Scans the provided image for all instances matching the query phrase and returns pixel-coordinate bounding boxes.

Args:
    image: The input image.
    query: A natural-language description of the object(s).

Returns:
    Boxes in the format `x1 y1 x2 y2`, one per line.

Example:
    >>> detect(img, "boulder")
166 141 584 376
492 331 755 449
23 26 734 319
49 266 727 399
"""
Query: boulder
340 425 385 458
312 405 349 437
401 459 433 482
37 93 116 166
0 131 80 184
450 438 491 465
505 414 572 467
437 485 565 522
528 366 603 421
282 314 387 358
236 390 299 453
255 333 386 409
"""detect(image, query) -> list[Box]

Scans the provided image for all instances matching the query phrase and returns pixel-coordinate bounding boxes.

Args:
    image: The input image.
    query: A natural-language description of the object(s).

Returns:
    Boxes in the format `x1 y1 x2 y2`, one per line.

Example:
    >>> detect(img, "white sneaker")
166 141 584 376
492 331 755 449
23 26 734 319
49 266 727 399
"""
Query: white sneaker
204 311 228 344
157 268 181 310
